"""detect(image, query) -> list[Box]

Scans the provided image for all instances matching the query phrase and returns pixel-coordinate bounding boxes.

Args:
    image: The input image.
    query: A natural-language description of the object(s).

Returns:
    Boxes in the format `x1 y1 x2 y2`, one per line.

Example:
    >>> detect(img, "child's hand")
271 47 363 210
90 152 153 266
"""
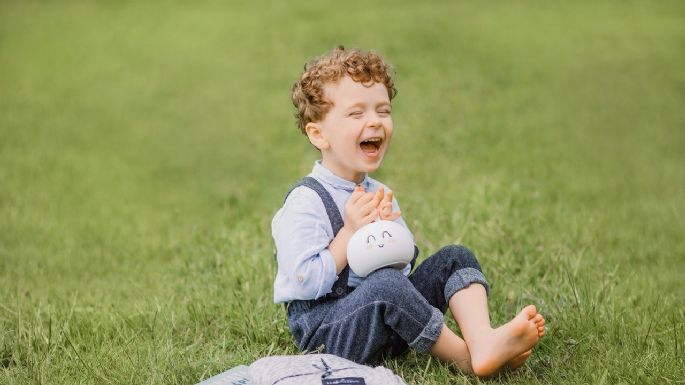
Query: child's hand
344 186 383 232
378 190 402 221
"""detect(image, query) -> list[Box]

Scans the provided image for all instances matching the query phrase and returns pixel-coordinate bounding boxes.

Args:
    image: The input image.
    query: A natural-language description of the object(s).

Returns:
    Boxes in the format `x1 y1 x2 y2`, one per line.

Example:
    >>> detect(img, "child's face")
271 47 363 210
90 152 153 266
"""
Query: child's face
309 76 393 183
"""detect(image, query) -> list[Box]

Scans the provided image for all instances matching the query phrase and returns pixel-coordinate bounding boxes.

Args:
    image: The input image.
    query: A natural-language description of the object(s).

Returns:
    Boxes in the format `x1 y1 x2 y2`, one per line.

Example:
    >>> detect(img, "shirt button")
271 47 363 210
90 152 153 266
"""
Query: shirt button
335 287 345 295
297 275 304 283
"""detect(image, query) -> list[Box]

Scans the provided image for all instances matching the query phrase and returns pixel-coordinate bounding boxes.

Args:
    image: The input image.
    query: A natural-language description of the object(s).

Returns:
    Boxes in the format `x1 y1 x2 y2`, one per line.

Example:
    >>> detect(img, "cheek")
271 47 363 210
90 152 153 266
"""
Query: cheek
334 130 357 149
384 119 394 134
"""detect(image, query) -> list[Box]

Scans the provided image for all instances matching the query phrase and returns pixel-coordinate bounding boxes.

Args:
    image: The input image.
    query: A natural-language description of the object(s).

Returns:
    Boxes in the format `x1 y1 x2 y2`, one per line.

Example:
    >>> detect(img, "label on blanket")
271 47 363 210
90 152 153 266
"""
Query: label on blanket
321 378 366 385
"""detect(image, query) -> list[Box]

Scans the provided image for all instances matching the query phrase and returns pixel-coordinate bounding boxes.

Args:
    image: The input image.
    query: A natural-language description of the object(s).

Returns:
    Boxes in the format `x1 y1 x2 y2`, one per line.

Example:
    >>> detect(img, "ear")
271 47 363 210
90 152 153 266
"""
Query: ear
305 122 330 150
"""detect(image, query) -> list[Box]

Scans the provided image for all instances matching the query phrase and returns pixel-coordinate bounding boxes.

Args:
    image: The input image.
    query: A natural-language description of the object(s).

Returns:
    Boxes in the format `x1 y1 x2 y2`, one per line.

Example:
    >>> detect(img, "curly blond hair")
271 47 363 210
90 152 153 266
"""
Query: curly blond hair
291 46 397 134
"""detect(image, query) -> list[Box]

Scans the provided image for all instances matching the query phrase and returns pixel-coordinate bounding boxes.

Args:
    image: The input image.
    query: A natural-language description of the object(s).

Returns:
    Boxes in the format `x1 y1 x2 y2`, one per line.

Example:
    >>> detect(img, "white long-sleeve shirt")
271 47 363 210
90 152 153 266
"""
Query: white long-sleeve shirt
272 160 412 303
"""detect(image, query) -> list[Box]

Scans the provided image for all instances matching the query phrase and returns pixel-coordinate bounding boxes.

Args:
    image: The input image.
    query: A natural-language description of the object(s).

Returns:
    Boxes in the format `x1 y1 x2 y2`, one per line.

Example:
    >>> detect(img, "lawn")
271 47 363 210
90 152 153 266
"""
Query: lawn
1 1 684 384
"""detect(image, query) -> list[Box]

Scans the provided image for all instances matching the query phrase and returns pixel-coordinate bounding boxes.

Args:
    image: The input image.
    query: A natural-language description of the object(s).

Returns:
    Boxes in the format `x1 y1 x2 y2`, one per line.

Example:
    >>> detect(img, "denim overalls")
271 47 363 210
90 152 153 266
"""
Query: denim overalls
283 177 490 364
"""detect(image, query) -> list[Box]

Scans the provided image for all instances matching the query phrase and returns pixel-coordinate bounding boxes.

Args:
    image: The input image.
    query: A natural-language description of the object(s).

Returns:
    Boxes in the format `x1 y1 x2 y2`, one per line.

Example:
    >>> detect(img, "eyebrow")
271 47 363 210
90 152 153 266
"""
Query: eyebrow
344 101 392 111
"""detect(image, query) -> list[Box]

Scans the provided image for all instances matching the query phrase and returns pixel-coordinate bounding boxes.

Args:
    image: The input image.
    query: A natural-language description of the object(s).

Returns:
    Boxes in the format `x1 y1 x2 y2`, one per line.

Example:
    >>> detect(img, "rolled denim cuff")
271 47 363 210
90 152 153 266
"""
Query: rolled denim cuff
408 306 444 353
444 267 490 302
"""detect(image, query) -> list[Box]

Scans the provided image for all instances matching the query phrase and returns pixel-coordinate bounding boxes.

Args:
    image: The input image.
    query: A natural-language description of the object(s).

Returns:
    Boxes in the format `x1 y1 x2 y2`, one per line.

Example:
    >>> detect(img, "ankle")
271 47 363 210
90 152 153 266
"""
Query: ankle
463 325 494 343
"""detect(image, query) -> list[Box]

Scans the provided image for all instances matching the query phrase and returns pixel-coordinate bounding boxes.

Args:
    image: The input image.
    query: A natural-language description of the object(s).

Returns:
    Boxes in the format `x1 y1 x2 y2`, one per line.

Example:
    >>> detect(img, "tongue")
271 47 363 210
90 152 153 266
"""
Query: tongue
360 142 377 153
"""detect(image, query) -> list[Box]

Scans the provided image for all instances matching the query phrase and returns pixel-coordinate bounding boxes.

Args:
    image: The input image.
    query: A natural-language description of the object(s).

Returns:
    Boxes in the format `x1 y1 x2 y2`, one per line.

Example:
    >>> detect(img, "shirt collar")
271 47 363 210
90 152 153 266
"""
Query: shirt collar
312 160 370 192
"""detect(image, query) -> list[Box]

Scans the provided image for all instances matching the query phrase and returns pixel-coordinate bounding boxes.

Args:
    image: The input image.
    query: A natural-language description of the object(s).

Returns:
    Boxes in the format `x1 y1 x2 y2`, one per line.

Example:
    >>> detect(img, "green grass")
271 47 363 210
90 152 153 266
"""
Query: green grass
1 0 684 384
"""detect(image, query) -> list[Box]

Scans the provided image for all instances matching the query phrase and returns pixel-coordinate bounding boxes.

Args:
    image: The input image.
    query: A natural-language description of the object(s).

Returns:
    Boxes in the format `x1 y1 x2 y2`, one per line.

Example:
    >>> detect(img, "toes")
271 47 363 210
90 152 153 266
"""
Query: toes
533 314 545 326
522 305 538 318
535 316 545 335
531 314 546 335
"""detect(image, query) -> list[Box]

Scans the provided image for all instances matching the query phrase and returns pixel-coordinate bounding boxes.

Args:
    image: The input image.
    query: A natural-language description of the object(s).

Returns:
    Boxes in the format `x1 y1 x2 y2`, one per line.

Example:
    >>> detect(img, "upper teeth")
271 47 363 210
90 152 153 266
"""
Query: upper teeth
364 138 382 143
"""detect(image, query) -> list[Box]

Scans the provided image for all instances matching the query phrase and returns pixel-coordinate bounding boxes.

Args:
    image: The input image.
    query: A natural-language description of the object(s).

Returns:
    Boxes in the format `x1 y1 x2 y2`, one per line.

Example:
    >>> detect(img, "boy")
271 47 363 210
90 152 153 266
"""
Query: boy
272 46 545 377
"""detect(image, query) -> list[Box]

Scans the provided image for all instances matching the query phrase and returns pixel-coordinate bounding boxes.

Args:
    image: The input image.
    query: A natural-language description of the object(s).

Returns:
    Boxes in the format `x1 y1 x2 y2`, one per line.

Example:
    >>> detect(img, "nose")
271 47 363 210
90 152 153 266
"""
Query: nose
366 113 383 128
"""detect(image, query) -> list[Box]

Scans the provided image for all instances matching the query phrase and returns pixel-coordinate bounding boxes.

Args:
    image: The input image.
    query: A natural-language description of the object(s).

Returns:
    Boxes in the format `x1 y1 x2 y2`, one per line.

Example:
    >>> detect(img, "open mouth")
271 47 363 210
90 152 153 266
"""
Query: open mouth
360 137 383 154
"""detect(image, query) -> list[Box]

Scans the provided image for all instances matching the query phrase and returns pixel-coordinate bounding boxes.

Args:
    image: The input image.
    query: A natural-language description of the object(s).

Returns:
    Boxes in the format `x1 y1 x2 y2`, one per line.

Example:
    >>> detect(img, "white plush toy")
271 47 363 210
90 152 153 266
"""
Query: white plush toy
347 220 415 277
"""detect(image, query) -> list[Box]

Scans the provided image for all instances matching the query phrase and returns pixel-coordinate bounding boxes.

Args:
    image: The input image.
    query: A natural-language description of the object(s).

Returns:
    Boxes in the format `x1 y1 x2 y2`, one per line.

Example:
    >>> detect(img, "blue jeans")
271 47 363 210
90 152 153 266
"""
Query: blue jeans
286 245 490 364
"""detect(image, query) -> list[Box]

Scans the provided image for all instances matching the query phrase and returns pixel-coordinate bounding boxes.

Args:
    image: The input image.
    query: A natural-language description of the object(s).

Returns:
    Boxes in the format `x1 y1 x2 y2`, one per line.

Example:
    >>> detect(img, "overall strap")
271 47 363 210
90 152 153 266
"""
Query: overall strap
284 177 344 235
284 177 350 298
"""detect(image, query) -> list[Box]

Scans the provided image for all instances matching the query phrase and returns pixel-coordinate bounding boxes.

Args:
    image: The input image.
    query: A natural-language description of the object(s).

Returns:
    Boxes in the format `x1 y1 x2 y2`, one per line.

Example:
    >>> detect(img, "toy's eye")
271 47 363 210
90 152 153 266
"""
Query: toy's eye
366 235 376 243
382 231 392 238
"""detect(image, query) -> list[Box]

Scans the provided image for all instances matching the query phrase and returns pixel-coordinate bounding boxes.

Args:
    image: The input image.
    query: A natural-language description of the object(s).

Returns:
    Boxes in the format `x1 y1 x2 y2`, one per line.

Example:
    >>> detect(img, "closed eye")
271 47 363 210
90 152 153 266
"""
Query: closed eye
367 235 376 243
382 231 392 238
349 111 363 118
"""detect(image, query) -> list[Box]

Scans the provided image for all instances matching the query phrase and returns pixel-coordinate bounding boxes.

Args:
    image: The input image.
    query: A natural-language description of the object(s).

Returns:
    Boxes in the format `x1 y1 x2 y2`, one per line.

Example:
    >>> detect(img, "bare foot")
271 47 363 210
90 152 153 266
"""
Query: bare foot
506 350 532 370
504 312 546 371
468 305 542 377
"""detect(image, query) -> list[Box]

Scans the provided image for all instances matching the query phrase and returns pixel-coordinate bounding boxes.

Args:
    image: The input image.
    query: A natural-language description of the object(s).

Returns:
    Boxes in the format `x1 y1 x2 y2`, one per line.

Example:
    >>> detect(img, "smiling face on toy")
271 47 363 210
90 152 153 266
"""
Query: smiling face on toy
365 229 395 250
347 220 414 277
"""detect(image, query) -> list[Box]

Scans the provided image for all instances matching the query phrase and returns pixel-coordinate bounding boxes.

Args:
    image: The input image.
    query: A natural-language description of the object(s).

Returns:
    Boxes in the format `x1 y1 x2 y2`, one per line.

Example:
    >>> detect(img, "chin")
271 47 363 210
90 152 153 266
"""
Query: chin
361 162 382 173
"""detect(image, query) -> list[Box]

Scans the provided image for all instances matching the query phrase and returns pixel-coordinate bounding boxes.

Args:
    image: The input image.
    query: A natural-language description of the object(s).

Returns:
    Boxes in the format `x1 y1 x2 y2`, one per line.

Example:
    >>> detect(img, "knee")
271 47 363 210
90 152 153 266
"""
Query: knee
361 268 413 301
365 267 407 287
436 244 482 271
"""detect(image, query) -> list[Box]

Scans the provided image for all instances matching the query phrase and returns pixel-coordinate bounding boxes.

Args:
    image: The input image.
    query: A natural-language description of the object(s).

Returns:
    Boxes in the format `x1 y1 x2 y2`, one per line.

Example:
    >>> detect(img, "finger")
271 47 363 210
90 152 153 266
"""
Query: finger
388 211 402 221
379 189 390 206
377 208 386 220
381 208 401 221
376 190 387 208
371 189 384 207
378 205 390 219
381 202 401 220
362 192 383 213
385 190 394 204
356 191 375 205
381 202 393 215
349 185 366 203
363 210 379 224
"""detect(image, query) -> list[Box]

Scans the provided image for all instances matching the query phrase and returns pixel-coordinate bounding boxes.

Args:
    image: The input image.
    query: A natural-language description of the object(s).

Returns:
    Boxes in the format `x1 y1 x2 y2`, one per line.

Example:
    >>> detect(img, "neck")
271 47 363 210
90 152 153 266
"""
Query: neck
321 159 366 184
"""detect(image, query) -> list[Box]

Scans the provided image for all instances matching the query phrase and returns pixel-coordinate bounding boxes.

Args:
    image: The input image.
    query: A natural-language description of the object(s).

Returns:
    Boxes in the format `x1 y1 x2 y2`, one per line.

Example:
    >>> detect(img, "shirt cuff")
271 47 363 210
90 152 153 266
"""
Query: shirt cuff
315 248 338 299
